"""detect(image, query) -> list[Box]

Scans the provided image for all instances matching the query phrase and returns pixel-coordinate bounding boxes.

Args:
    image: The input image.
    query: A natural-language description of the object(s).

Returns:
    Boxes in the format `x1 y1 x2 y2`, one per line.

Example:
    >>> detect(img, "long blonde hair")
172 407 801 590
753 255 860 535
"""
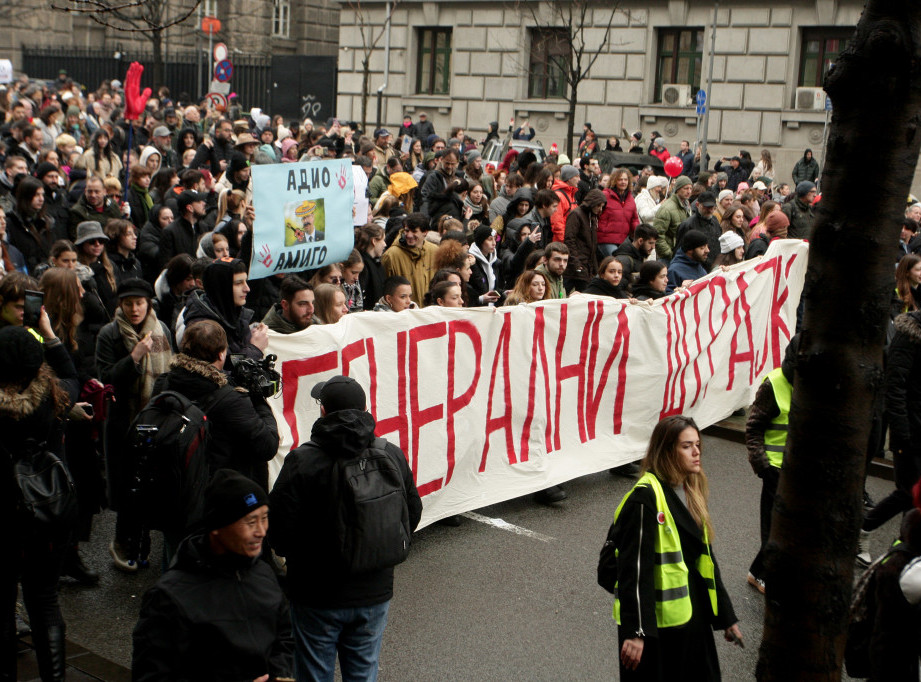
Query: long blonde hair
641 415 713 538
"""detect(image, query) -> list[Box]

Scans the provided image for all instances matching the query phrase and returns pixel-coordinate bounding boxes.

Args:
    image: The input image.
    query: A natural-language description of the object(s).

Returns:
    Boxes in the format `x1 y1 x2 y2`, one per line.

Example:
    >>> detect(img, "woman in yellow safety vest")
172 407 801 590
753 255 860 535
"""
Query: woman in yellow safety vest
612 415 742 680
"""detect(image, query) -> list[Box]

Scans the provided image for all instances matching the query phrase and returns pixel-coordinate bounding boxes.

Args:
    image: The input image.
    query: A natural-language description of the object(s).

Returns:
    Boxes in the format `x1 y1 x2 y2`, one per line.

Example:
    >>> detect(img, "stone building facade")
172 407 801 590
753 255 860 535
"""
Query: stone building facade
336 0 918 190
1 0 339 68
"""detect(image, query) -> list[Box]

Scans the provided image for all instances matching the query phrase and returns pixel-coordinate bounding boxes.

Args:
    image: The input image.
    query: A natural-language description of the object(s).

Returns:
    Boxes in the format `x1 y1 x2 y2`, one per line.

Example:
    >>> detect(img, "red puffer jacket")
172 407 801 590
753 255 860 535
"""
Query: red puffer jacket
597 188 639 245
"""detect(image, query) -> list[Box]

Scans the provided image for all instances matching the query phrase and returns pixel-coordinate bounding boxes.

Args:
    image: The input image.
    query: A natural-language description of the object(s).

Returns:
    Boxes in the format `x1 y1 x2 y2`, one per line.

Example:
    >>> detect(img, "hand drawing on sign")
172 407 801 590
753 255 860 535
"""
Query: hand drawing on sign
285 199 326 246
258 244 273 268
301 94 322 119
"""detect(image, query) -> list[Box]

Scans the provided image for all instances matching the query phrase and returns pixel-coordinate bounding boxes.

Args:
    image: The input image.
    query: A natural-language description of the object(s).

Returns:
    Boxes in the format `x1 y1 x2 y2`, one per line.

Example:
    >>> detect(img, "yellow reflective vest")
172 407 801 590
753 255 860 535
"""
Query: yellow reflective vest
612 472 717 629
763 367 791 469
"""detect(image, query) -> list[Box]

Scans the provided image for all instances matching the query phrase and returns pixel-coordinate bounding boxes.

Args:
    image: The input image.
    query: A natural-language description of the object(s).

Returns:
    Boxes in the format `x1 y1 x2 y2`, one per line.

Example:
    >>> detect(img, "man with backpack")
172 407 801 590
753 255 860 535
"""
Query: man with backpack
125 319 279 566
269 375 422 682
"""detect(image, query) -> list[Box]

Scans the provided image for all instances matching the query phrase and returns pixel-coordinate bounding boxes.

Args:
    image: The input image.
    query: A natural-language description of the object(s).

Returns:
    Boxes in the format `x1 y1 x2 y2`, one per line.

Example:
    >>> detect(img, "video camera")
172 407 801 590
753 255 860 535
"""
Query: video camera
229 354 281 398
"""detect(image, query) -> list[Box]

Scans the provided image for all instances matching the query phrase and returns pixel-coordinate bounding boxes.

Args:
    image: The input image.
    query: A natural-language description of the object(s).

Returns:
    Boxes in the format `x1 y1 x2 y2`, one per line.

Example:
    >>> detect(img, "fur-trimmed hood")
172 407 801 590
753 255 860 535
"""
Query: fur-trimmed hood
169 353 229 387
0 365 67 419
895 311 921 344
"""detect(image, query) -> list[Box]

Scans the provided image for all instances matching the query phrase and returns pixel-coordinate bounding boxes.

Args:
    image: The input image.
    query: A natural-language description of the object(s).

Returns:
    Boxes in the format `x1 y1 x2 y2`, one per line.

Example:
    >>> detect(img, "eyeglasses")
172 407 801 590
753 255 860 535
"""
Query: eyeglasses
329 276 343 284
86 239 106 245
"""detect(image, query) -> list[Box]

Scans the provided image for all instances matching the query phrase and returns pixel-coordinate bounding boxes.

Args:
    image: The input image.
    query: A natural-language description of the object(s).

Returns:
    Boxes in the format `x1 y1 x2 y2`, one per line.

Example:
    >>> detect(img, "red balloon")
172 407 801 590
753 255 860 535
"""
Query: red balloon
664 156 683 178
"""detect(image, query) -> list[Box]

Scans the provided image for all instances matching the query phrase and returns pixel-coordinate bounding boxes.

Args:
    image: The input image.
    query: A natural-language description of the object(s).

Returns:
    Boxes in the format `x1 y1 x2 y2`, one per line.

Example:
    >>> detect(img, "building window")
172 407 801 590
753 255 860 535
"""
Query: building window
273 0 290 38
528 28 569 99
655 28 703 102
416 28 452 95
203 0 218 17
799 28 852 87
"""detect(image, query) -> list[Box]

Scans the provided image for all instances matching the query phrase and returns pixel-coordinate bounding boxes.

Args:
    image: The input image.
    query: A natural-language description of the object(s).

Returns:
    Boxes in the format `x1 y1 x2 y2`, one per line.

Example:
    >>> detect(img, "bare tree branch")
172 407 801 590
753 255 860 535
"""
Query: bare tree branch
347 0 401 131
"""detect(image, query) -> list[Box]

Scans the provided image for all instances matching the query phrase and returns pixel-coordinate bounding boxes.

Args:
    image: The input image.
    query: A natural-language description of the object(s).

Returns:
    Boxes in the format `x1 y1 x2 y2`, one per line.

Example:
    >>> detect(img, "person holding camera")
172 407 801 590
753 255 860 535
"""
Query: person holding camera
151 319 279 491
177 257 269 368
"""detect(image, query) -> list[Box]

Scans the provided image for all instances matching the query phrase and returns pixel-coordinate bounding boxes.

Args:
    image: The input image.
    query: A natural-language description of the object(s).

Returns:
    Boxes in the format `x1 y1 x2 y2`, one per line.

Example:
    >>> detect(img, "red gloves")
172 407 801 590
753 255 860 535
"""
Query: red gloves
123 62 151 121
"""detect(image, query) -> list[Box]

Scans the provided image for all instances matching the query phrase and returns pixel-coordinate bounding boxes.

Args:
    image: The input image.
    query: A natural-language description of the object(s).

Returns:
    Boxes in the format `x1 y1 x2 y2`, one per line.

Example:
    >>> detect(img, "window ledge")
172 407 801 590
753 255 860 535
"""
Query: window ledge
403 96 452 114
512 99 570 119
781 110 830 128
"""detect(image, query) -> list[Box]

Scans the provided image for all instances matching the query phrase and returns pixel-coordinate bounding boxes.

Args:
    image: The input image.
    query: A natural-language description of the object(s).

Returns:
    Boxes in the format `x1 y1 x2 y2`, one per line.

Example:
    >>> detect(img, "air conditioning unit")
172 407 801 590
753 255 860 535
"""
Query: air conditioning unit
661 83 692 107
795 87 827 111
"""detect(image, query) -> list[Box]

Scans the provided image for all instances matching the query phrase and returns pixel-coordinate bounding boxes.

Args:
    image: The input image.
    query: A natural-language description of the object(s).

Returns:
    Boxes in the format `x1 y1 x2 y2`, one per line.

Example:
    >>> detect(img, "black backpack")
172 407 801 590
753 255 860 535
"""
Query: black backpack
124 387 234 534
328 437 411 574
8 439 77 539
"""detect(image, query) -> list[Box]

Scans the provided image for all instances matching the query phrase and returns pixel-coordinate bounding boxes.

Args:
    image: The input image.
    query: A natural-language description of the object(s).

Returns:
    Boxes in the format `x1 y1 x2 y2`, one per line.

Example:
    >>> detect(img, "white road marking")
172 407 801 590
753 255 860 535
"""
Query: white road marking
461 512 556 543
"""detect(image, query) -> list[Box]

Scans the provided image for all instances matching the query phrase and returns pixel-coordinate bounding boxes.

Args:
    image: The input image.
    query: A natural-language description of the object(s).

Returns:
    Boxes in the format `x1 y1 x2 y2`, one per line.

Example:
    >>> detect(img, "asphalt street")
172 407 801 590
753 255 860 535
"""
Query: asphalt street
57 434 901 680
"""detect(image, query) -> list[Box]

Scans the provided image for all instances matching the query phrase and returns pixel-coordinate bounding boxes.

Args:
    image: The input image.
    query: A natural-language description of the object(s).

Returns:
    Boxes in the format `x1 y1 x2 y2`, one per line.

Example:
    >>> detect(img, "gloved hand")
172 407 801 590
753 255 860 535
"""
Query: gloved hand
123 62 151 121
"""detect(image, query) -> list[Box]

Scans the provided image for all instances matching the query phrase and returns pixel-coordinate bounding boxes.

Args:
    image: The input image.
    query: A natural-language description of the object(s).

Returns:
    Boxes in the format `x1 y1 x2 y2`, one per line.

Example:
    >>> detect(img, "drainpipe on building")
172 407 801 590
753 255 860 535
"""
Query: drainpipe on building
376 0 392 131
700 0 718 171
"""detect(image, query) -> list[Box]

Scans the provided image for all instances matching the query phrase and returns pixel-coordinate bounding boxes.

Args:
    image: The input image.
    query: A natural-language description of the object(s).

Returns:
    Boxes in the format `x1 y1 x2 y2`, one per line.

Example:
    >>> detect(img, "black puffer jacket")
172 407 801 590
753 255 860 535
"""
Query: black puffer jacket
132 532 294 682
151 353 279 489
359 249 385 311
270 409 422 609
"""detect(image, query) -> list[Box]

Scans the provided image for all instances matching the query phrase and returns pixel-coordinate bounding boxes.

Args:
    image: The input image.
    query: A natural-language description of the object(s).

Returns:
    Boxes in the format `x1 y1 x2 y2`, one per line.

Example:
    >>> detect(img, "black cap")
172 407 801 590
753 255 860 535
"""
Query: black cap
311 375 366 413
177 190 204 212
203 469 269 531
697 191 717 208
683 229 709 251
0 327 44 385
116 277 155 300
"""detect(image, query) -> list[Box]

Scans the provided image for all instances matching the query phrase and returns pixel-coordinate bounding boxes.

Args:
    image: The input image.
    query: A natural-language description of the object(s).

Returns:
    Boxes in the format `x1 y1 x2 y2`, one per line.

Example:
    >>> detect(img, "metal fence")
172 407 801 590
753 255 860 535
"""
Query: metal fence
22 47 273 111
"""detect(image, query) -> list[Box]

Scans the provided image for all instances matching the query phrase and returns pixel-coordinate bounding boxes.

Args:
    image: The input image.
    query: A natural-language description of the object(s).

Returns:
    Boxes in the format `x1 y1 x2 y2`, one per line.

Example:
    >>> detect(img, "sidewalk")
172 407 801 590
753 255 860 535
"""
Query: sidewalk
17 633 131 681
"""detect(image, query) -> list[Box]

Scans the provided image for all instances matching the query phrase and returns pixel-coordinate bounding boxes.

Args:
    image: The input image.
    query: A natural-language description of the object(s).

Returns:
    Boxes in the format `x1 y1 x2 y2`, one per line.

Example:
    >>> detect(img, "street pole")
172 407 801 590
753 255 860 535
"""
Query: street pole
700 0 718 171
196 4 202 99
208 26 214 91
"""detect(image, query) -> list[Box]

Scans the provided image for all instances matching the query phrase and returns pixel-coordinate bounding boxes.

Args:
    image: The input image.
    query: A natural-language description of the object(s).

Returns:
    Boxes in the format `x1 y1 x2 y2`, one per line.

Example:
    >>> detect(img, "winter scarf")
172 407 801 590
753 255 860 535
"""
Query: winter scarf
115 308 172 411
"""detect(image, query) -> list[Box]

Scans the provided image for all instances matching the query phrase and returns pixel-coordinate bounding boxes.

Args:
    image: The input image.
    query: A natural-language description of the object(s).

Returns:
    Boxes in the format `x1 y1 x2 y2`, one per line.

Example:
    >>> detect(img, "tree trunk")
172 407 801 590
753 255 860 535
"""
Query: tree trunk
360 56 370 135
566 82 578 160
757 2 921 679
151 30 165 91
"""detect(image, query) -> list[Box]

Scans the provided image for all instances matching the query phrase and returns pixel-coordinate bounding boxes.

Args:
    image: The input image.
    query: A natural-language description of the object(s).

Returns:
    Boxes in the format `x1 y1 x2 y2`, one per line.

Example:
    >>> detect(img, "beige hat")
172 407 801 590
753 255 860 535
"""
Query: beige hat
235 132 258 147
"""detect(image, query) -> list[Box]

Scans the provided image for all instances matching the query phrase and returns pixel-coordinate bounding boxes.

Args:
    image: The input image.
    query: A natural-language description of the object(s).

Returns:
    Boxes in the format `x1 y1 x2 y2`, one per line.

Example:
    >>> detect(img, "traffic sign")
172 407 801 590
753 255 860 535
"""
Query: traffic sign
201 16 221 34
209 80 230 95
205 92 227 111
825 95 832 112
696 89 707 106
213 43 228 62
697 104 706 116
214 59 233 83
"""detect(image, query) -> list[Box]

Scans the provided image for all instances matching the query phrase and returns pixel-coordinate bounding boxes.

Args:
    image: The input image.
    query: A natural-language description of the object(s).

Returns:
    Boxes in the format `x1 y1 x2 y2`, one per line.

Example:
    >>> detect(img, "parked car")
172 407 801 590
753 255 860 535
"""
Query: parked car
482 139 546 169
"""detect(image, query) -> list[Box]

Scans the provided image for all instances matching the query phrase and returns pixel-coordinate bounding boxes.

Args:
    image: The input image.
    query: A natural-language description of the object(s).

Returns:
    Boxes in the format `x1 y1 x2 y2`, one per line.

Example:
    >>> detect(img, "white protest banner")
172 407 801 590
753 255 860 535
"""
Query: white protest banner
249 159 354 280
266 240 808 528
0 60 12 85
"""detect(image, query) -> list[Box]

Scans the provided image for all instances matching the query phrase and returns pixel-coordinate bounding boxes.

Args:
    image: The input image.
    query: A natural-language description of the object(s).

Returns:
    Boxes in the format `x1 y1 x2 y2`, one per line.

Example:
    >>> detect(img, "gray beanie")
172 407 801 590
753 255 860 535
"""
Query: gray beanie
561 165 580 181
795 181 816 197
673 175 692 191
654 137 666 148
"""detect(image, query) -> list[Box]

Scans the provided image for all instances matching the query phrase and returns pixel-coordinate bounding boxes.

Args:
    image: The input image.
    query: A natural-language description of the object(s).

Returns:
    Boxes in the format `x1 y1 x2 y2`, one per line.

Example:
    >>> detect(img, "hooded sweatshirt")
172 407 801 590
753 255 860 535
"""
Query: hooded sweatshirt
268 409 422 608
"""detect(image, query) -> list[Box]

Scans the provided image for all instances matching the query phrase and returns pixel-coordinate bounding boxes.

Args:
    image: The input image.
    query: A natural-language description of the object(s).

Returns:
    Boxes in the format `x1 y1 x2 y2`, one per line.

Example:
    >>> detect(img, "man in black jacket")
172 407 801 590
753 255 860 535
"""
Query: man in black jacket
159 190 206 267
190 118 234 176
132 469 294 682
152 319 278 488
270 376 422 682
614 223 658 288
676 191 721 269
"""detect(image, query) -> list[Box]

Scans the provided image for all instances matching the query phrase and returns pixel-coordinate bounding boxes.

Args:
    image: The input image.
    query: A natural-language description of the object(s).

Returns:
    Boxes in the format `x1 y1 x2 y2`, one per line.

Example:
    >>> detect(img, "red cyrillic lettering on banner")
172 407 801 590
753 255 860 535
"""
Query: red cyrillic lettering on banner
727 273 755 390
374 331 409 455
480 314 516 472
280 352 339 446
585 303 631 438
703 277 733 403
408 322 447 494
521 307 553 461
660 297 686 419
446 320 482 483
341 338 366 376
754 255 792 374
554 304 589 448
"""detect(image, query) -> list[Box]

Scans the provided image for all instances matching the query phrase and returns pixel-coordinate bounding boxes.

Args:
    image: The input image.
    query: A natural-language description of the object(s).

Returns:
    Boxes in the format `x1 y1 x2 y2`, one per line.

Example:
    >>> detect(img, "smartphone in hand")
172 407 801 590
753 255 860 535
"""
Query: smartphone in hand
23 289 43 328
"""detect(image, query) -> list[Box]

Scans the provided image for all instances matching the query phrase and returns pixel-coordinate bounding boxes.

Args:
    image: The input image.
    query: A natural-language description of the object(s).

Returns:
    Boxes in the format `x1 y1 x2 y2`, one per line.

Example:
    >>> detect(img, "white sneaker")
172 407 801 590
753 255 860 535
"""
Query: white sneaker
747 572 765 594
856 530 872 568
109 540 138 573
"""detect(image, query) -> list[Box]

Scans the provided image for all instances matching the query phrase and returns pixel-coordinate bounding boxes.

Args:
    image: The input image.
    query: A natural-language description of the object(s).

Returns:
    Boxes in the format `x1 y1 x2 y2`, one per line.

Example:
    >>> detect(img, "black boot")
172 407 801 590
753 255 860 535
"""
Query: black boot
32 625 66 682
62 545 100 586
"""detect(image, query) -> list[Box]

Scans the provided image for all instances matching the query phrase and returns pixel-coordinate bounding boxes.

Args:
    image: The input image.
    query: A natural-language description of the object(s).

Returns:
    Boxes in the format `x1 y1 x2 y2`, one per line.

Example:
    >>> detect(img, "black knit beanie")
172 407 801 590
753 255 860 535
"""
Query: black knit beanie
0 327 44 385
203 469 269 530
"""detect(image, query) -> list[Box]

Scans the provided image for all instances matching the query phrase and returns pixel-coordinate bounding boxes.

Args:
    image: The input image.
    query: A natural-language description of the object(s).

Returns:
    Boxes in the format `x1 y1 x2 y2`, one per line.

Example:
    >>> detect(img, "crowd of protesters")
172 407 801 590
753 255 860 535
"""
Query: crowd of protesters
4 70 921 681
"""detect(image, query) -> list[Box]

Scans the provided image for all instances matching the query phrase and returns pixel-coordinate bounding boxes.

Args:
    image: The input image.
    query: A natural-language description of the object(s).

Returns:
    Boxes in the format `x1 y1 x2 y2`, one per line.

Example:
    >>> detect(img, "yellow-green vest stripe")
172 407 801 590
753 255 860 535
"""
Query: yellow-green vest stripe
763 367 791 469
612 472 718 628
